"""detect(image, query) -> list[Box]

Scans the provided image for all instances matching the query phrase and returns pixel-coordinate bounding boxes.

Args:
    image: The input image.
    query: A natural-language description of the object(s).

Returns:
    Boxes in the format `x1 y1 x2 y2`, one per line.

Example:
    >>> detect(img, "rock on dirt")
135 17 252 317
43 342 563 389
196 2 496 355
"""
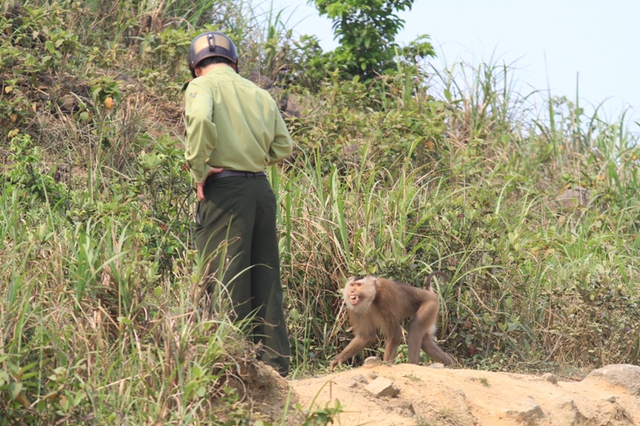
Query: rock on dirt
586 364 640 396
290 363 640 425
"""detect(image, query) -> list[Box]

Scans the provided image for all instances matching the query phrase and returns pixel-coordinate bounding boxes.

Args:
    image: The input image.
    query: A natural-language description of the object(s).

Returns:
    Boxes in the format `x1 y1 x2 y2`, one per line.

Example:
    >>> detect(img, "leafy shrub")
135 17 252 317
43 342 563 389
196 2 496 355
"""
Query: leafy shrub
4 134 68 206
312 0 434 81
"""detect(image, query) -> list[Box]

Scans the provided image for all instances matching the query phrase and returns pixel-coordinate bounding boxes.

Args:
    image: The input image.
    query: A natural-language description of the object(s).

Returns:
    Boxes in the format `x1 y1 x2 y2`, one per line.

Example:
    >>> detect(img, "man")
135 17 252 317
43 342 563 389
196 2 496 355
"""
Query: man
183 31 293 376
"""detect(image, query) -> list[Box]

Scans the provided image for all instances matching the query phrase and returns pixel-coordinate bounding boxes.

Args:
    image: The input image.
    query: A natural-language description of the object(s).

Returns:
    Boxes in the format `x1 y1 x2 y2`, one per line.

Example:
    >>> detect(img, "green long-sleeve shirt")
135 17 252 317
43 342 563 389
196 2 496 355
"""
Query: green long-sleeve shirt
184 65 293 184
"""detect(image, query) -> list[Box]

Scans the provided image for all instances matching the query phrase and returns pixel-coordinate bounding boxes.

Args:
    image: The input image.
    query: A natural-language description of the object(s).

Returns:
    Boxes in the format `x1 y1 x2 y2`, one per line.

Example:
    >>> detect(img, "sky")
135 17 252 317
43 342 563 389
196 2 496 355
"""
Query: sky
261 0 640 132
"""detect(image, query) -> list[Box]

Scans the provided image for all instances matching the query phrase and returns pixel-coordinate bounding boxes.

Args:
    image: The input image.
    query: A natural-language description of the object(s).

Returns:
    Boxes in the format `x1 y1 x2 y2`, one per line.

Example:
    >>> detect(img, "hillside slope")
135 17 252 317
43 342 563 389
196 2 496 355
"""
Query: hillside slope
291 363 640 425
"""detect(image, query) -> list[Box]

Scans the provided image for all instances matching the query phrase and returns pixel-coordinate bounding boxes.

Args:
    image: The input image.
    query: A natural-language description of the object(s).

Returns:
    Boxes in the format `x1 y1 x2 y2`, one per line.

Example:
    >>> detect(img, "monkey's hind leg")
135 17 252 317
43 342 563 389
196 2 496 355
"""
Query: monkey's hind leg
406 317 424 364
422 325 454 366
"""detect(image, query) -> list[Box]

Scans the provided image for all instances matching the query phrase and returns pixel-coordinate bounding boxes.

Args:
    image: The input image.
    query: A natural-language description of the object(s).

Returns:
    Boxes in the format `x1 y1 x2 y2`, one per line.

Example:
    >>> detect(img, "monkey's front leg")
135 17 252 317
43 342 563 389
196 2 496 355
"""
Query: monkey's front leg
329 334 374 371
382 324 403 363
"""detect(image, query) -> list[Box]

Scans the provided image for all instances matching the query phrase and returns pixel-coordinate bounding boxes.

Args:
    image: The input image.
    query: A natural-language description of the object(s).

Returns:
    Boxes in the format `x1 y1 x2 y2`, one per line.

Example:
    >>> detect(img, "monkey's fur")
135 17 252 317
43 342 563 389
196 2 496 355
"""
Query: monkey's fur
329 272 454 370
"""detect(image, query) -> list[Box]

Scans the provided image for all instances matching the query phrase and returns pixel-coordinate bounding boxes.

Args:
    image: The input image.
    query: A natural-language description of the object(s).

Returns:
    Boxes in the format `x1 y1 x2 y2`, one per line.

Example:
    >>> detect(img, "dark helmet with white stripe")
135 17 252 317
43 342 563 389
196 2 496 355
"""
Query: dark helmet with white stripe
188 32 238 78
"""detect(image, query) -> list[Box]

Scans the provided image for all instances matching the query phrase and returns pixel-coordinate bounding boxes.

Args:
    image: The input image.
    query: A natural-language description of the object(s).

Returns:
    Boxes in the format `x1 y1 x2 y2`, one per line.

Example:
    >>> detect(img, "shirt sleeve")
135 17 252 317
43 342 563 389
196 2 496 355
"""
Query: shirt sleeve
268 111 293 165
184 79 217 183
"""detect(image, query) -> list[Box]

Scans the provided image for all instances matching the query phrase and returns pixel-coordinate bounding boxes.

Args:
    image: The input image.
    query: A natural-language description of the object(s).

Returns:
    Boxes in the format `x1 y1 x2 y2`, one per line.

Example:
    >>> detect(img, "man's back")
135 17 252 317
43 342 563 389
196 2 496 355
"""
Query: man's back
184 65 292 180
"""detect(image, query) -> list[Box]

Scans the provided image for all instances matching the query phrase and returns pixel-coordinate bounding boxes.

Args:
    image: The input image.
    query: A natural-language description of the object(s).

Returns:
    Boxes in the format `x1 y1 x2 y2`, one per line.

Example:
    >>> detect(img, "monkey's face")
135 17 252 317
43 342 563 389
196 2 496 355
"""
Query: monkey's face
343 276 376 311
347 280 365 306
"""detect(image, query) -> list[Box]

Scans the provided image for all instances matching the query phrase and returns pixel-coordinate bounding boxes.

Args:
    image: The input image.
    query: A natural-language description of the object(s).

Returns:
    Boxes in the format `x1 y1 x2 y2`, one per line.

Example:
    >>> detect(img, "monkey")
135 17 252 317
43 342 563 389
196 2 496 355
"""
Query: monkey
329 272 454 371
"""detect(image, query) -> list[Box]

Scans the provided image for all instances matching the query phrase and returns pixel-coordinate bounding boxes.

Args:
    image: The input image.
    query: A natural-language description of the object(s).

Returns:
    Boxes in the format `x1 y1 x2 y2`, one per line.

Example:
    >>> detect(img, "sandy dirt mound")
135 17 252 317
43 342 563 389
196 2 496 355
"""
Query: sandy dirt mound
291 363 640 425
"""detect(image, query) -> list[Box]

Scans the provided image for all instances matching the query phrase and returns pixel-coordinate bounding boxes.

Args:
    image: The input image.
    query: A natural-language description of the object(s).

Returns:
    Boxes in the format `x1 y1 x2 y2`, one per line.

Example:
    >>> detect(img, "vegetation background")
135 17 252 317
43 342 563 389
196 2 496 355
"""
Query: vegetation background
1 0 638 424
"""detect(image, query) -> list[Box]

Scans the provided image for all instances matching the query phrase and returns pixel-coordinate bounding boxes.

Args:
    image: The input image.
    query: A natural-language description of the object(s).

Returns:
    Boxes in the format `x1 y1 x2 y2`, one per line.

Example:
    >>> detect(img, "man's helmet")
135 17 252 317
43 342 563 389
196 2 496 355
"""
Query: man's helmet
188 31 238 78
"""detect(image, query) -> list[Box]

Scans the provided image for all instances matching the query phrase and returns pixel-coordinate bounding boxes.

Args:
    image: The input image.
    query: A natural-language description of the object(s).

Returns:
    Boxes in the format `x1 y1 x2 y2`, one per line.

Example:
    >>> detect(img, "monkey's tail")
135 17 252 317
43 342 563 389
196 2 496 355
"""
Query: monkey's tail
424 271 447 290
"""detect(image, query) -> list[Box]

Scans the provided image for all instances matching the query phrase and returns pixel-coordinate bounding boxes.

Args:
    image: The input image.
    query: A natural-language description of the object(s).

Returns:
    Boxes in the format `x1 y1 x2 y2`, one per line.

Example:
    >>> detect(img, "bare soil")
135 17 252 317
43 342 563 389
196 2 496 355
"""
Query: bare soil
289 362 640 425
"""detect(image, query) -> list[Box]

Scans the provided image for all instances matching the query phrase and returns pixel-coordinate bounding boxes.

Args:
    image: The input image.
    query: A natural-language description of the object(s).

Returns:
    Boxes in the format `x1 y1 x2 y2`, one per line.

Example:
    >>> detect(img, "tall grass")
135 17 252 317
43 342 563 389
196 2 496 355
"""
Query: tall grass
1 1 325 423
0 168 270 422
283 57 640 373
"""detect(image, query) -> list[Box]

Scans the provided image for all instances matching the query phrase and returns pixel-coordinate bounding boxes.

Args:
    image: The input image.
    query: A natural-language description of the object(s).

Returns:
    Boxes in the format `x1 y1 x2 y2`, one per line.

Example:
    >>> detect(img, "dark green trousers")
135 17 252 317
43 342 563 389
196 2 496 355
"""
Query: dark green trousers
195 174 290 376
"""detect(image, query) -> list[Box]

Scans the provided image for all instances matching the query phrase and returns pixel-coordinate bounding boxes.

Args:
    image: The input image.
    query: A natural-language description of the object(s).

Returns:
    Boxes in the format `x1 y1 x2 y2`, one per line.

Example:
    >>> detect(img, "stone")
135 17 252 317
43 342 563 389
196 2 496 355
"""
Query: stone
504 396 544 426
554 185 591 210
387 399 415 416
335 377 358 389
364 377 400 398
554 398 587 425
586 364 640 395
363 356 380 368
351 374 368 384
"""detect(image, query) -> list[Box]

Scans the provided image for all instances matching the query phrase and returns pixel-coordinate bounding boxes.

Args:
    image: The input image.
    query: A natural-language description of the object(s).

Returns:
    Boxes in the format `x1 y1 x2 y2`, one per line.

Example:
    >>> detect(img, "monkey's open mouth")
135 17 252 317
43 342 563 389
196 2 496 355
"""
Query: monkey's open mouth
349 295 361 305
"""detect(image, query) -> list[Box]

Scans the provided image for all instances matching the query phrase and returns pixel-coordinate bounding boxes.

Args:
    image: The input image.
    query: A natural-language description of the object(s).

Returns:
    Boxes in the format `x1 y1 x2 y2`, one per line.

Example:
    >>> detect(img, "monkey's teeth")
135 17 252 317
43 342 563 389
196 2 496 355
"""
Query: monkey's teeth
350 296 360 304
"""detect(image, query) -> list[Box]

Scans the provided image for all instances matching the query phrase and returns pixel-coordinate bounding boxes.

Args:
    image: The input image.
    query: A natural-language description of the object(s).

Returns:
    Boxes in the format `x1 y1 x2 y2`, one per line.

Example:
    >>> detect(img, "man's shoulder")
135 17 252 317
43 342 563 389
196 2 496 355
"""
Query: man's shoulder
187 75 214 89
234 74 277 101
196 69 276 103
234 73 265 90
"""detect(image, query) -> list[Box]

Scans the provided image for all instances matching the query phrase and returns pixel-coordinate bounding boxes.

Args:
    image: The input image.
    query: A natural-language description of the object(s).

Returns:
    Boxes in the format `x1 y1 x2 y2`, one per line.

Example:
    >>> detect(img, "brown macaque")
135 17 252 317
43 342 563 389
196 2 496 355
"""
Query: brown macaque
329 272 454 371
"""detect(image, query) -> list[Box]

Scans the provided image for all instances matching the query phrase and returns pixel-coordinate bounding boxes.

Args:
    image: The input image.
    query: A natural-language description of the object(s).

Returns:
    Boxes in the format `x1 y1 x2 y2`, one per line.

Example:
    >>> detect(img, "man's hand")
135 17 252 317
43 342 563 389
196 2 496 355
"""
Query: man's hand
197 167 224 201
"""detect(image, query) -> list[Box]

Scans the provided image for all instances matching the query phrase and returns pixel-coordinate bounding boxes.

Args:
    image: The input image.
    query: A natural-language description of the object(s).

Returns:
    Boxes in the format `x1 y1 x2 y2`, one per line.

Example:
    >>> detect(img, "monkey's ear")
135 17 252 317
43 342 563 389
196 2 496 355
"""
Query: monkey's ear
373 278 379 289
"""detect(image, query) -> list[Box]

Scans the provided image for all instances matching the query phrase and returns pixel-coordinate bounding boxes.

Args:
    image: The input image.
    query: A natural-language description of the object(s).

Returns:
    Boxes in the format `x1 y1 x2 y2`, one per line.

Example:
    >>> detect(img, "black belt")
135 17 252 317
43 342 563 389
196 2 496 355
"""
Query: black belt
207 170 267 182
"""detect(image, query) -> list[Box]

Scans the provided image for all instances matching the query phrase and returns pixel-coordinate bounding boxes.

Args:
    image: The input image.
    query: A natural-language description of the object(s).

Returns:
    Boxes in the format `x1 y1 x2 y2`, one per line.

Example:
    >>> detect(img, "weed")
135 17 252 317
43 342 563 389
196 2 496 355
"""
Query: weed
404 373 422 382
470 377 490 387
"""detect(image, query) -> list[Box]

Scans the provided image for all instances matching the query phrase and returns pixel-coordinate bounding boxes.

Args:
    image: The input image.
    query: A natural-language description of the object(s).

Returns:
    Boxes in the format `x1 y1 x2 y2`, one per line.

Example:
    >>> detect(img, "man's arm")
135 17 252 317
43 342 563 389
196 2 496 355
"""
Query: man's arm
184 79 218 183
268 112 293 165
